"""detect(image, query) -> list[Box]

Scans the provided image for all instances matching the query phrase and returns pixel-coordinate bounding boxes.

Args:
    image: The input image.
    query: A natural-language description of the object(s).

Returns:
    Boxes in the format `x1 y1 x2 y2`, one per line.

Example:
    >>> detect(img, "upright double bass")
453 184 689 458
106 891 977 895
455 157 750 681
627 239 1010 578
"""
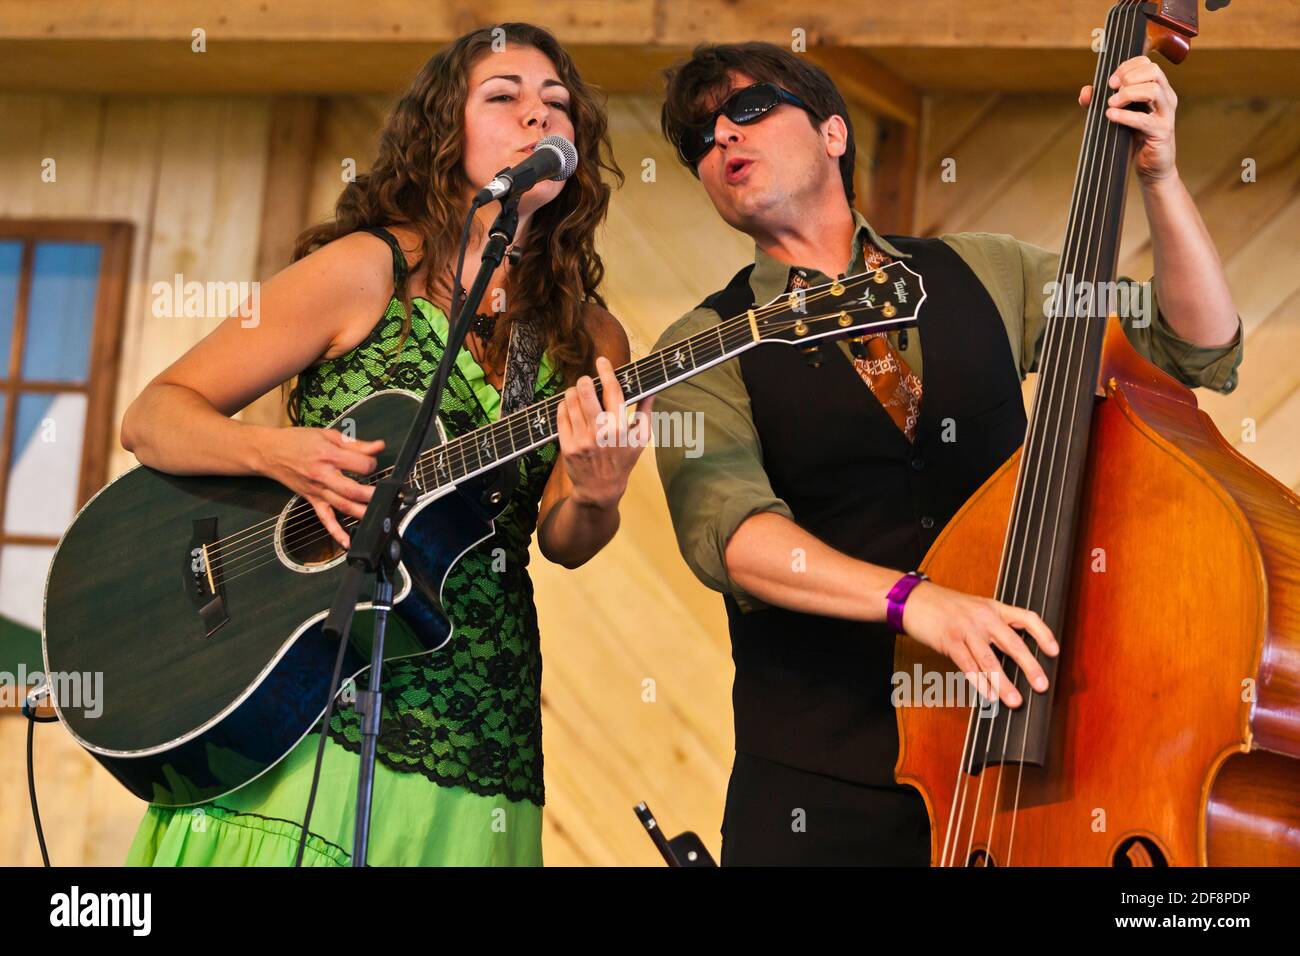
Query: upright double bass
895 0 1300 866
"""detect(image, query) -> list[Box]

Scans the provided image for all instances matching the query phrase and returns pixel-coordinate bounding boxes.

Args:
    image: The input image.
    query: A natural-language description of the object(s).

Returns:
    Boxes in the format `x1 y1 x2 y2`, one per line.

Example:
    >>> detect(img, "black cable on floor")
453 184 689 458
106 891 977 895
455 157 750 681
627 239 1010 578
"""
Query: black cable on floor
24 687 58 868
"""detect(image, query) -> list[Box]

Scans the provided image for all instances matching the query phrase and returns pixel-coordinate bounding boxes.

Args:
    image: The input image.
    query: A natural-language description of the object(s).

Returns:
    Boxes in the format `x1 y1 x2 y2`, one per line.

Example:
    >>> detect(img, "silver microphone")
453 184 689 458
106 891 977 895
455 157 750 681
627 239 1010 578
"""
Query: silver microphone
475 135 578 204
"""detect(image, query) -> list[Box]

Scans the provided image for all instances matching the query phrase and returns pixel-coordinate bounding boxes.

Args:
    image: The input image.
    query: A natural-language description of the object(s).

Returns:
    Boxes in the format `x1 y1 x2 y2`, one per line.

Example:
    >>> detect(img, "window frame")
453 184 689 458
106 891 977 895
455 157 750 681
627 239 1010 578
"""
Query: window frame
0 219 132 715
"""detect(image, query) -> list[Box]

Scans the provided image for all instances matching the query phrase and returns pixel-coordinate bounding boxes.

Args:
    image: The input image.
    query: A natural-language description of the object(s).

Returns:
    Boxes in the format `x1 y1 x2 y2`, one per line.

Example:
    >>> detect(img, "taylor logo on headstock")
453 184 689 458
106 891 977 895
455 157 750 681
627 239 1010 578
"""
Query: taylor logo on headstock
754 260 927 345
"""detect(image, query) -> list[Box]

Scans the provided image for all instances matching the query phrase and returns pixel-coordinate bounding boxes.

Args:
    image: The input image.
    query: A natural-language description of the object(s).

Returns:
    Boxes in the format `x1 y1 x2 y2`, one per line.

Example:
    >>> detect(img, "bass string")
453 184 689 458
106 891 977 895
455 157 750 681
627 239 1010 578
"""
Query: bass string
943 0 1143 865
999 0 1147 865
994 0 1145 865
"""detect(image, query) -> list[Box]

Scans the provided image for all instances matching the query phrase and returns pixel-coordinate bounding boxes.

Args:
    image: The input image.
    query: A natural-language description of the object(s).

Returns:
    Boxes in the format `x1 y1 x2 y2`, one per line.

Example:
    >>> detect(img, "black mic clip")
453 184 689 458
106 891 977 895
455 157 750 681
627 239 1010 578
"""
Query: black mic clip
473 166 513 210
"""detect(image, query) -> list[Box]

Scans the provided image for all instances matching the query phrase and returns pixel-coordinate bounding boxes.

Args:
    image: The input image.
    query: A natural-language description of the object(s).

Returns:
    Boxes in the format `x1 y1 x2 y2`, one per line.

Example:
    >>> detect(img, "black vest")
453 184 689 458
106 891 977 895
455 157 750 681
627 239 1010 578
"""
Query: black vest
701 236 1027 787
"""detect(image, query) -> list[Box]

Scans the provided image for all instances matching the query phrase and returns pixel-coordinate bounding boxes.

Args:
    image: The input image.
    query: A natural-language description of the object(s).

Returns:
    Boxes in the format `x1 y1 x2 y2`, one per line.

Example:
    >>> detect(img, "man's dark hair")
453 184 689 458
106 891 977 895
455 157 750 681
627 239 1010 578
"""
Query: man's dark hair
661 41 856 203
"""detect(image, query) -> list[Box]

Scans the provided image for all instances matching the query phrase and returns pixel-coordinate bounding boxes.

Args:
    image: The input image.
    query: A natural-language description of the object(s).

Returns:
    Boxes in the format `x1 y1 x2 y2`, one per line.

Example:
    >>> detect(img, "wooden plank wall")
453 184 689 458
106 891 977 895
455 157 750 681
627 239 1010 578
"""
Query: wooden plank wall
6 85 1294 868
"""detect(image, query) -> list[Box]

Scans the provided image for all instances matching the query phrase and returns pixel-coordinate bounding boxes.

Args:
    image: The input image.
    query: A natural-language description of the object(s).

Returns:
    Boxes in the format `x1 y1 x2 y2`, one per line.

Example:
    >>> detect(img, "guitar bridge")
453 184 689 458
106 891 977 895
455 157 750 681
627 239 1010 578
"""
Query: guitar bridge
187 517 229 637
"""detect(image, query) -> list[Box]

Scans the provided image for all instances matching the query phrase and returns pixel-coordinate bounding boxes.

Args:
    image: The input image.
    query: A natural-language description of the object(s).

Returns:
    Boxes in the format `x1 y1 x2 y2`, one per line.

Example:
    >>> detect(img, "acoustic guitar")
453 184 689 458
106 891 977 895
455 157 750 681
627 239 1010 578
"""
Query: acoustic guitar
43 261 926 806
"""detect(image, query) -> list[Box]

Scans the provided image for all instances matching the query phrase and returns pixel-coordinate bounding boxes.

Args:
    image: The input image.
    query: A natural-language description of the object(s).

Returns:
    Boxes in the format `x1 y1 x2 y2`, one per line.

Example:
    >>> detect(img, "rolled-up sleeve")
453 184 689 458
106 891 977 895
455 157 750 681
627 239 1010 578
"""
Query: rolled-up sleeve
1013 238 1244 394
652 307 794 613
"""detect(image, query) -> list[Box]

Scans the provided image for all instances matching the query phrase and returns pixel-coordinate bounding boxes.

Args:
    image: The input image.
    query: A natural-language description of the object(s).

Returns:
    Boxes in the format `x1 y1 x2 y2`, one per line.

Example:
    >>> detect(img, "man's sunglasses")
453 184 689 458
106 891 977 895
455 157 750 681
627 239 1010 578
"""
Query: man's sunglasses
678 82 812 166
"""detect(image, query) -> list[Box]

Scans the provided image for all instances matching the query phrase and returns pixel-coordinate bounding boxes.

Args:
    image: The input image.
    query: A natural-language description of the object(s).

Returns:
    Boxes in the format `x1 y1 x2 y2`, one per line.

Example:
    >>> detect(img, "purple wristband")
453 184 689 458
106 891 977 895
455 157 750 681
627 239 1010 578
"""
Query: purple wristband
886 571 929 633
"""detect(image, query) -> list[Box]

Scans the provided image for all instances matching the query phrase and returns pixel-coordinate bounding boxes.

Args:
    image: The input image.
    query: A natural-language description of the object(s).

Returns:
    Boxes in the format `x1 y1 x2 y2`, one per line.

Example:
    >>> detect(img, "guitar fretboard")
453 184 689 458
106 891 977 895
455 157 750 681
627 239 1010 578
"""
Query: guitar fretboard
402 263 923 501
406 316 756 497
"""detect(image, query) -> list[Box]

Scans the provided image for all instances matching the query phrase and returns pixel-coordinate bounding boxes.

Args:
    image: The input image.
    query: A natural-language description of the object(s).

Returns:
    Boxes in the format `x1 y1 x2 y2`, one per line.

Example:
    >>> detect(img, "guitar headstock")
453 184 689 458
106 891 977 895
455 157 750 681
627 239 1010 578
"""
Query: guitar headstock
752 260 926 346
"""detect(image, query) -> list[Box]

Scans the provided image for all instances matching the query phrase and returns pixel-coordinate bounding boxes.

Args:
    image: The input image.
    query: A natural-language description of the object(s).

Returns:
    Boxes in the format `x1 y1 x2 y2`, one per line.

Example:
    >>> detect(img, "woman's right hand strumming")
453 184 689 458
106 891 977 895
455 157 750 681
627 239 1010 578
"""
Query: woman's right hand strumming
254 427 385 549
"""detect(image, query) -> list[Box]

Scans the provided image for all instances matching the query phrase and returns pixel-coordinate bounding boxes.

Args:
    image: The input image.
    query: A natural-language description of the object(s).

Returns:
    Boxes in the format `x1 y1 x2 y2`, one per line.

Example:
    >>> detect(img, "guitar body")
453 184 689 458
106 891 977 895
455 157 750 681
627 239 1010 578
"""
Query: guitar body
42 389 508 807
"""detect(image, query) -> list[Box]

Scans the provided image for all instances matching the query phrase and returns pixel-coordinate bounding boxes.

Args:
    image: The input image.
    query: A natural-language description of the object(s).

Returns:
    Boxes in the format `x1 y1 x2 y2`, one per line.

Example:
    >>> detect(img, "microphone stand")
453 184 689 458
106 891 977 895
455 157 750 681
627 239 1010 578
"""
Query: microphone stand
308 189 522 867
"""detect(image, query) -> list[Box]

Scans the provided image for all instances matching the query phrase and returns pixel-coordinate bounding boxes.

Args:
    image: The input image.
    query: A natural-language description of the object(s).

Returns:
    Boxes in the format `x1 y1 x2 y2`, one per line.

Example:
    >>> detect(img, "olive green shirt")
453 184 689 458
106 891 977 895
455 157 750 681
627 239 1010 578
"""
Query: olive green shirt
653 208 1245 613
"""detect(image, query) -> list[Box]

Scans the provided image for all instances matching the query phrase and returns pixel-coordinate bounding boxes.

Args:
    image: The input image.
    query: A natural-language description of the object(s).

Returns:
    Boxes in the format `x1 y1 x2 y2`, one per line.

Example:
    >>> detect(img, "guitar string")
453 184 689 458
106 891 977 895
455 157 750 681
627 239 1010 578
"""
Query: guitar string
942 0 1138 865
206 299 916 585
202 274 910 572
209 298 911 579
998 0 1146 866
198 268 905 567
203 266 904 560
211 302 911 586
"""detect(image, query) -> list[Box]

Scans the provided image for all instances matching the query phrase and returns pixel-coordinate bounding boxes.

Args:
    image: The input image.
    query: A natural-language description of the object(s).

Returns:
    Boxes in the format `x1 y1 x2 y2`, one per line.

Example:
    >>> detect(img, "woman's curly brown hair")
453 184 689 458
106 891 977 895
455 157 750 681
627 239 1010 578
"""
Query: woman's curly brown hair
287 22 623 422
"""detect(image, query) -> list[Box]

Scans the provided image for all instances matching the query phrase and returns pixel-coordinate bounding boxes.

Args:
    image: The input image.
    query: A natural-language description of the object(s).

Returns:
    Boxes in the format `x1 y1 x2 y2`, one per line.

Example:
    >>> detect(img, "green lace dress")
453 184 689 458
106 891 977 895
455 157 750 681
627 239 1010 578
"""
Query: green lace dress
126 276 562 866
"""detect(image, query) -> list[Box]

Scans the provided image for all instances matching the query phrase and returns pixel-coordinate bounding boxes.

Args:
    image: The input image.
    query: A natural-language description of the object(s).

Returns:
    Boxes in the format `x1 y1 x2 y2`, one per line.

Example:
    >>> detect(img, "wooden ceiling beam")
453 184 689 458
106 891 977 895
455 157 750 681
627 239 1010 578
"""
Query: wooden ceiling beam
0 3 1294 97
0 41 1292 98
0 1 1293 51
805 47 921 127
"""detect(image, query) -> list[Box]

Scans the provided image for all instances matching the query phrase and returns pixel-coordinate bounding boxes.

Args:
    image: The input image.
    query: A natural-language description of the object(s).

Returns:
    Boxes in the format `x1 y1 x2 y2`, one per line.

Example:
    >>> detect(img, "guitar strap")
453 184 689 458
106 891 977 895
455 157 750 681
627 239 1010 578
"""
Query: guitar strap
499 313 544 419
361 225 544 506
480 314 544 504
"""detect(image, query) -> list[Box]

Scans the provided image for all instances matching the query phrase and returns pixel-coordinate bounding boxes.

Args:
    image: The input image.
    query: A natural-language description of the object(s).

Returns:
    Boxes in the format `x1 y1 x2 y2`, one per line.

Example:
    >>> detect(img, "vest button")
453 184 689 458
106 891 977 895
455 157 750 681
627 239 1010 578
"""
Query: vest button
911 457 925 471
920 515 935 529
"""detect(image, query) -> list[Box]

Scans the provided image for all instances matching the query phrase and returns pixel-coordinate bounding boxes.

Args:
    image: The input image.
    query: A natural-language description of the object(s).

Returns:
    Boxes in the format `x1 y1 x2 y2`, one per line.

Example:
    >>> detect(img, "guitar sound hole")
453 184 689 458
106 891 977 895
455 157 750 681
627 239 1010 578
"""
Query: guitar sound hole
279 498 346 569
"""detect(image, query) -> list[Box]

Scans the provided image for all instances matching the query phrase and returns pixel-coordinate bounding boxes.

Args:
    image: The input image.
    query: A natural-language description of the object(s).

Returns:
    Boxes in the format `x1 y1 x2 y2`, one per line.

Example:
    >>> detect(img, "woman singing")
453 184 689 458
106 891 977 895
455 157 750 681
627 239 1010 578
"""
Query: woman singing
121 22 650 866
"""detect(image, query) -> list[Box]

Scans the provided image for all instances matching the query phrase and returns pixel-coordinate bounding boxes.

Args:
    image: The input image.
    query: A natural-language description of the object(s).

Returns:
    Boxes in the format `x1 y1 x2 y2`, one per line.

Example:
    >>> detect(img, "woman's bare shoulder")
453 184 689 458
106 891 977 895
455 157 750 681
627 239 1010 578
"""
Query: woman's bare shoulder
139 230 402 418
269 230 410 359
290 229 400 299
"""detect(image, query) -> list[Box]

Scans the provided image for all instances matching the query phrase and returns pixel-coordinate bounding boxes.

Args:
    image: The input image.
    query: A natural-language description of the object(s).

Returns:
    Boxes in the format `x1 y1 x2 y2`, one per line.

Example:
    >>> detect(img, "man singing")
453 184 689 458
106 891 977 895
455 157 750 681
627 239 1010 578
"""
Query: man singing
651 42 1243 865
